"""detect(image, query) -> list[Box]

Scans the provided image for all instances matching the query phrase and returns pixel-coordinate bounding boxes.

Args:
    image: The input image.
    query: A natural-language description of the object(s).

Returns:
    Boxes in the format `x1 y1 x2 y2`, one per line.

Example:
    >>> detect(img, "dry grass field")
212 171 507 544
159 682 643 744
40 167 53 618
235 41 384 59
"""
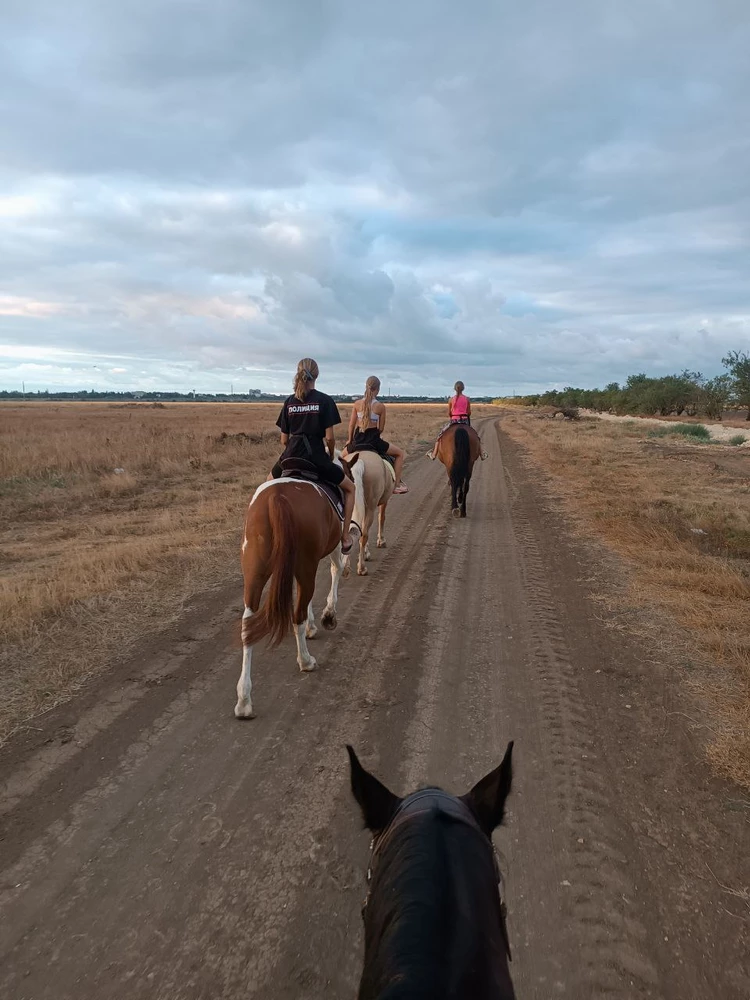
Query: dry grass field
0 401 481 744
501 408 750 787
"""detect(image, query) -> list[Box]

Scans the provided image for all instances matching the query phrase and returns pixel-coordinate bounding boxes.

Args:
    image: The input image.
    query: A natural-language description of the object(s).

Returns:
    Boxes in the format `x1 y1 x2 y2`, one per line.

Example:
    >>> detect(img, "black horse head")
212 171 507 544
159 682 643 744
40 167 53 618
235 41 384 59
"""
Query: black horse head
347 743 516 1000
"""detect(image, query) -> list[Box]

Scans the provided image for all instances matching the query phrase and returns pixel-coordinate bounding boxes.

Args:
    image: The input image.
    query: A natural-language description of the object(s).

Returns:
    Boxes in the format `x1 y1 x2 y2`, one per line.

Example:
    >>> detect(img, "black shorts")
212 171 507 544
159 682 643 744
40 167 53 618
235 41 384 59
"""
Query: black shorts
346 427 390 456
272 453 345 487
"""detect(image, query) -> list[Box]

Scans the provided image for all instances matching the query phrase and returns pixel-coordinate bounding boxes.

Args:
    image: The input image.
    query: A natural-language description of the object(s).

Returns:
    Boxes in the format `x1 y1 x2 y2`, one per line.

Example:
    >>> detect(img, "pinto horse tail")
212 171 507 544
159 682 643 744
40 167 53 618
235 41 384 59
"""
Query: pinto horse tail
242 492 296 648
450 426 471 498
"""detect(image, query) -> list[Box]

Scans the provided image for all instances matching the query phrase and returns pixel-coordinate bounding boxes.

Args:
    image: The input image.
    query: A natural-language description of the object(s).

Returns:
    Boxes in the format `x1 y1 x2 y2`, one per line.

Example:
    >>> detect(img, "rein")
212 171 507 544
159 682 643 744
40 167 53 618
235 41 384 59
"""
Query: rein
361 789 512 961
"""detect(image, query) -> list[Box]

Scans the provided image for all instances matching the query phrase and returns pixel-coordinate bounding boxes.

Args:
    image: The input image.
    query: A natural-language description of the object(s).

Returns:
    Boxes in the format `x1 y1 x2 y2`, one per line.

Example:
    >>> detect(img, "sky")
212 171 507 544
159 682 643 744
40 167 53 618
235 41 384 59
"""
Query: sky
1 0 749 396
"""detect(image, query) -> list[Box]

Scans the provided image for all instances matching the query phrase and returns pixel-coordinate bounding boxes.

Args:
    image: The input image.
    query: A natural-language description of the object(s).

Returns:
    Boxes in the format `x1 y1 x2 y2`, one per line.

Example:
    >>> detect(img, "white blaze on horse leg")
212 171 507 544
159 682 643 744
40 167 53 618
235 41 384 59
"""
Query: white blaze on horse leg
322 544 343 630
305 601 318 639
234 607 255 718
294 621 317 672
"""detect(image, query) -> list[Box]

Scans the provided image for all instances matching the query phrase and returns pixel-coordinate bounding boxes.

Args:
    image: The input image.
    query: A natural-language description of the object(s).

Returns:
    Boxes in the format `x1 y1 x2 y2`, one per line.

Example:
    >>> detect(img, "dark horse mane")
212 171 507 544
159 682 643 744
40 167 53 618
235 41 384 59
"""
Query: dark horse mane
360 803 513 1000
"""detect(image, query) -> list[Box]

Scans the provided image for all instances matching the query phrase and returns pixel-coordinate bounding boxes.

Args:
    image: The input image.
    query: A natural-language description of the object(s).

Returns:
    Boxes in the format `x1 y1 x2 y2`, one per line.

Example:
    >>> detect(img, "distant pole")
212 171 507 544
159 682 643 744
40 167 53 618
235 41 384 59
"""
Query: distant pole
22 381 25 399
230 383 233 397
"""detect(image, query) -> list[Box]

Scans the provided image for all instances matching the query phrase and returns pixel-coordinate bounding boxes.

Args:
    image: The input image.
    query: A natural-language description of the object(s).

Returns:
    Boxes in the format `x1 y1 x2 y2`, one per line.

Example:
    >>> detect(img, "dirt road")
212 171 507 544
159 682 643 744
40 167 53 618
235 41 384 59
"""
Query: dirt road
1 418 748 999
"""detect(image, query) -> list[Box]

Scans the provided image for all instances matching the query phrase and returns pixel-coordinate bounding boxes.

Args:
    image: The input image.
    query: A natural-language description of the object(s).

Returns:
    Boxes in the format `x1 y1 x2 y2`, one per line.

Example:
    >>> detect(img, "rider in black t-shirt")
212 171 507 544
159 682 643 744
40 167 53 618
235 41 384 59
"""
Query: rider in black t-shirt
269 358 355 553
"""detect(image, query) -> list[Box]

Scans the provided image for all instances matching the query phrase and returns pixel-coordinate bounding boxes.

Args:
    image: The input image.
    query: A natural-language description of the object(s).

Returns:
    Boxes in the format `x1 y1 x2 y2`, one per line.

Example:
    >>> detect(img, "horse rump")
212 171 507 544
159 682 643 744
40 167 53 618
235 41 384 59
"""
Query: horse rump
242 492 296 647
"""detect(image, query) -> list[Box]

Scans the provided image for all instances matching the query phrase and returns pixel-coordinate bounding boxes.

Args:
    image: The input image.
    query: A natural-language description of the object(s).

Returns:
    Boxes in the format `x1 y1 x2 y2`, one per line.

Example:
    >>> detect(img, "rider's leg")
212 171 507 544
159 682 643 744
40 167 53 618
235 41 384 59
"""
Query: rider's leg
340 475 355 551
386 444 407 488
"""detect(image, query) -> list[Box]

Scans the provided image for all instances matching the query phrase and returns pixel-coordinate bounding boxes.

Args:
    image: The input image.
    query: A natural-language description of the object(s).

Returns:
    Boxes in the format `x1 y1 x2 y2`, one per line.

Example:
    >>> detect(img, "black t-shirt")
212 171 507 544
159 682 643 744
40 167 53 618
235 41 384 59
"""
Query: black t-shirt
276 389 341 460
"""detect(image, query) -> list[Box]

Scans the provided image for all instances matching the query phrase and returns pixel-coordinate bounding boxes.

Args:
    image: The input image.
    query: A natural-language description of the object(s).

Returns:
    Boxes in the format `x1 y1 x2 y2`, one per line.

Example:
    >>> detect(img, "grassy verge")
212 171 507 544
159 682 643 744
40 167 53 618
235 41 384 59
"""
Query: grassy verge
0 401 474 743
501 410 750 788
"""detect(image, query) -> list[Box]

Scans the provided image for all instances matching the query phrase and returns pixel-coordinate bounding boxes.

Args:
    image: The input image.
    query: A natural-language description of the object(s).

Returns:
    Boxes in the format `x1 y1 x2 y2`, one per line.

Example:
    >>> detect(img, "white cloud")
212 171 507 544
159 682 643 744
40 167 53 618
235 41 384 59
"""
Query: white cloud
1 0 749 393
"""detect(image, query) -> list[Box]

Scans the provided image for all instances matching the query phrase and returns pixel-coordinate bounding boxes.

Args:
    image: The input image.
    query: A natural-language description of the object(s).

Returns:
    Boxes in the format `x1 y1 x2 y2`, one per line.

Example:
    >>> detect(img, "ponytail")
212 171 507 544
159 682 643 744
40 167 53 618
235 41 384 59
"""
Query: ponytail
293 358 319 401
358 376 381 432
454 380 465 395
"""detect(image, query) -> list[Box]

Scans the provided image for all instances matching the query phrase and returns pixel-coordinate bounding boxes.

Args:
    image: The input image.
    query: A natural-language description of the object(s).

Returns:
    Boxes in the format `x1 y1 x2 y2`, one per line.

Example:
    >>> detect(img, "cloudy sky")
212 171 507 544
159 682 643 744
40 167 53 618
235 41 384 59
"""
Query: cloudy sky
2 1 749 395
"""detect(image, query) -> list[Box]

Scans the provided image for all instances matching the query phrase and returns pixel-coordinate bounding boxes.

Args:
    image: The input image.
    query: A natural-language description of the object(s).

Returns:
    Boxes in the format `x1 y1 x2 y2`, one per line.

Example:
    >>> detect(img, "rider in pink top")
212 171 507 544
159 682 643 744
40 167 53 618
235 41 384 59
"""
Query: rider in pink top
450 390 470 420
428 381 485 460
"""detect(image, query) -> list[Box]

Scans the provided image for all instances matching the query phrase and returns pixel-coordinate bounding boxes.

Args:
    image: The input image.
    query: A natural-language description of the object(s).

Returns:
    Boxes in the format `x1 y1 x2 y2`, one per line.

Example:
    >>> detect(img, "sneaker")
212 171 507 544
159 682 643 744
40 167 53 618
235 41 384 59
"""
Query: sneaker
393 482 409 494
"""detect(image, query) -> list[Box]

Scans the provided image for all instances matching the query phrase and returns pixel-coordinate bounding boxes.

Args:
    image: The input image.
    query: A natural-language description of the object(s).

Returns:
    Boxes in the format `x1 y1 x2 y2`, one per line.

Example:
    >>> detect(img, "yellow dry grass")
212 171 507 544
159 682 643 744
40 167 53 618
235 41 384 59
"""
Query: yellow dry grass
501 409 750 788
0 401 466 743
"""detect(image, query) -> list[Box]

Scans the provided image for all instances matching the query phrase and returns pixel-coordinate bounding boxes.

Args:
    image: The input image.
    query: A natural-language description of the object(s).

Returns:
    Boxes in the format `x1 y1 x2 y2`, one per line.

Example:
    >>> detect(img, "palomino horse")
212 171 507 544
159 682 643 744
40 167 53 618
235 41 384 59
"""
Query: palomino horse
234 456 357 719
343 450 395 577
347 742 516 1000
436 422 482 518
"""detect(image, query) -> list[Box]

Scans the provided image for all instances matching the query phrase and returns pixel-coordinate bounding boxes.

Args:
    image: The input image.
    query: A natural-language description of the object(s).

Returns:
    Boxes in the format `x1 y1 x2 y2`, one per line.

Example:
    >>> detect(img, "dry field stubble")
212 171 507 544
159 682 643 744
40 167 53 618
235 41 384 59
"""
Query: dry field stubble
501 408 750 787
0 401 465 743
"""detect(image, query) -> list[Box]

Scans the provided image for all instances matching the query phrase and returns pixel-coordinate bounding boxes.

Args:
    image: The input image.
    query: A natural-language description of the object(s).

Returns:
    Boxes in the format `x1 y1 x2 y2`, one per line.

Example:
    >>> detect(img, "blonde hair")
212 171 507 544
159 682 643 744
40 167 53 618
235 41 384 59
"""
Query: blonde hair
454 381 465 394
293 358 319 401
358 376 381 432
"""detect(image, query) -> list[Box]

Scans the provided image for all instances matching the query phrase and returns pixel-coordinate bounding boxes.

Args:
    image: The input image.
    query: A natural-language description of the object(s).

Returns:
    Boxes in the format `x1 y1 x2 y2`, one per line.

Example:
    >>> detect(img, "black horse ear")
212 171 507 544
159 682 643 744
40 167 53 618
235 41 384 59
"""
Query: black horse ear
461 741 513 836
346 745 401 833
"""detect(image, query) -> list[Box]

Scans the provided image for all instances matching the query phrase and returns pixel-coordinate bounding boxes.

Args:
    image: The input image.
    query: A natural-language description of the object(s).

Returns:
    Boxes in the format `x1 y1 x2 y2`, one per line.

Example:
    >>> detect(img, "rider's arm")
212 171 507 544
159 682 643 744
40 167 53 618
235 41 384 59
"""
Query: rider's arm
377 402 386 433
325 427 336 459
447 398 453 418
466 399 472 417
280 432 289 447
347 405 358 441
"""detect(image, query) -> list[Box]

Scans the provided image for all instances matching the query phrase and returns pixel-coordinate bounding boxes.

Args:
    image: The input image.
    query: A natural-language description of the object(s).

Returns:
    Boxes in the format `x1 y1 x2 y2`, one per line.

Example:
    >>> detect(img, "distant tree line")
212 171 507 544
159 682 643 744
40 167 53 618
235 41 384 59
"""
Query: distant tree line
511 351 750 421
0 388 497 404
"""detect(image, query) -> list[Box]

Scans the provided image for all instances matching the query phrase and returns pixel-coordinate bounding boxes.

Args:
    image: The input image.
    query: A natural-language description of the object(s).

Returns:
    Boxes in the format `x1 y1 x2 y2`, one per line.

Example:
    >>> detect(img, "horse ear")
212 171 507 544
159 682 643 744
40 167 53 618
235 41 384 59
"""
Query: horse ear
346 745 401 833
461 741 513 836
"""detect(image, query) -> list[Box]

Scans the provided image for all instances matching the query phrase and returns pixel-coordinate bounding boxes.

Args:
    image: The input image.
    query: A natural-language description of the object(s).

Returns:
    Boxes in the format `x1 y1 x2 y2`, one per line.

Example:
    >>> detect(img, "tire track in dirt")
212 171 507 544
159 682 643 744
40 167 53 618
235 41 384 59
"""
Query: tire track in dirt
500 419 659 997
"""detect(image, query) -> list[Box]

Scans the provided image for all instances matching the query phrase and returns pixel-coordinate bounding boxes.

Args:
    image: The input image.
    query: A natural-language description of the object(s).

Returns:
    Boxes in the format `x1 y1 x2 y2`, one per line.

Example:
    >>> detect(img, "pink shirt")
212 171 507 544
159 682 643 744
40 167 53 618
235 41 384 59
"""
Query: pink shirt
450 394 469 417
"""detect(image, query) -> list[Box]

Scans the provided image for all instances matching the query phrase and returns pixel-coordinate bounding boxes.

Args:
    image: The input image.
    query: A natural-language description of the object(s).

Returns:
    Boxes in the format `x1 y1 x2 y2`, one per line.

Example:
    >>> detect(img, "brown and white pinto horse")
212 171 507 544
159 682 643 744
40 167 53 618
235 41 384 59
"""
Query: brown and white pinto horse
235 456 357 719
436 423 482 518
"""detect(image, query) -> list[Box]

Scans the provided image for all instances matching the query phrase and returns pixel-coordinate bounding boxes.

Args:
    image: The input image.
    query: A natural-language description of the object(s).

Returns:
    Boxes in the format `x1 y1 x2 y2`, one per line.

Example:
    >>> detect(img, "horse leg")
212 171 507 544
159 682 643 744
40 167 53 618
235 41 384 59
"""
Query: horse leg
461 472 472 517
293 571 317 672
306 600 318 639
358 508 374 575
450 476 460 518
377 503 387 548
322 543 344 630
235 576 267 719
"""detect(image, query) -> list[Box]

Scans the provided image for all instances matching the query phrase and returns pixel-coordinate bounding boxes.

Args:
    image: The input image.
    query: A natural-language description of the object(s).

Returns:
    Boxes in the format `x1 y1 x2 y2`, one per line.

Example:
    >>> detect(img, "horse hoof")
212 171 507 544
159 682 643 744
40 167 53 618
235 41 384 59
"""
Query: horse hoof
377 539 386 548
306 627 318 640
357 565 368 576
234 702 256 720
460 511 467 518
321 611 337 631
452 508 461 519
299 658 318 672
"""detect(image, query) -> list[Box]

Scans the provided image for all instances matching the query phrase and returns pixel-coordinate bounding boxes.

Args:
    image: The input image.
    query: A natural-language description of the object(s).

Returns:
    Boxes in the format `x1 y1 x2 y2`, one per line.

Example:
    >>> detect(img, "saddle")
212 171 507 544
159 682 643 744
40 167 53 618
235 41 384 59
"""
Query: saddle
345 450 396 483
279 457 345 520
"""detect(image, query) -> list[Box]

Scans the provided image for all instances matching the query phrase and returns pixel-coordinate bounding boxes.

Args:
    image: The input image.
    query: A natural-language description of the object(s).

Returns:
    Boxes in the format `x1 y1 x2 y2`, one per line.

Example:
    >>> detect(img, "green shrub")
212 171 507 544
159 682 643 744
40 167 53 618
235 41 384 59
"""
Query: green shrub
728 434 747 446
671 423 711 440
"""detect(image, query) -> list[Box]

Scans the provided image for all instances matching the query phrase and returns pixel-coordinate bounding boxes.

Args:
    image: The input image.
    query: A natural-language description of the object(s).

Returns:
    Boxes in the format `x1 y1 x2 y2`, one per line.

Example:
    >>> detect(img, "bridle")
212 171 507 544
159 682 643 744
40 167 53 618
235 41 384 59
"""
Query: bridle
361 788 512 961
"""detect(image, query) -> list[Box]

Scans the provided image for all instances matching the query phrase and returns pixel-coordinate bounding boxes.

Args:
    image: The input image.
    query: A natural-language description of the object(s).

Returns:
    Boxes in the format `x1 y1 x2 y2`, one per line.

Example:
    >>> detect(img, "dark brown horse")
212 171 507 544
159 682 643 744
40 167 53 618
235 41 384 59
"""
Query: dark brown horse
348 742 516 1000
436 422 482 517
235 456 357 718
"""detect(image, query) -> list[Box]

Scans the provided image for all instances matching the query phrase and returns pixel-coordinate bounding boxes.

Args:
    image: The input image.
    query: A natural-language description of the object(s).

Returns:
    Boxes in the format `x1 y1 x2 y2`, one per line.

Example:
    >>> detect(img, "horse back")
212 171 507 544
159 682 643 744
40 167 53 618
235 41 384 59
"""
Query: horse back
243 482 341 573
